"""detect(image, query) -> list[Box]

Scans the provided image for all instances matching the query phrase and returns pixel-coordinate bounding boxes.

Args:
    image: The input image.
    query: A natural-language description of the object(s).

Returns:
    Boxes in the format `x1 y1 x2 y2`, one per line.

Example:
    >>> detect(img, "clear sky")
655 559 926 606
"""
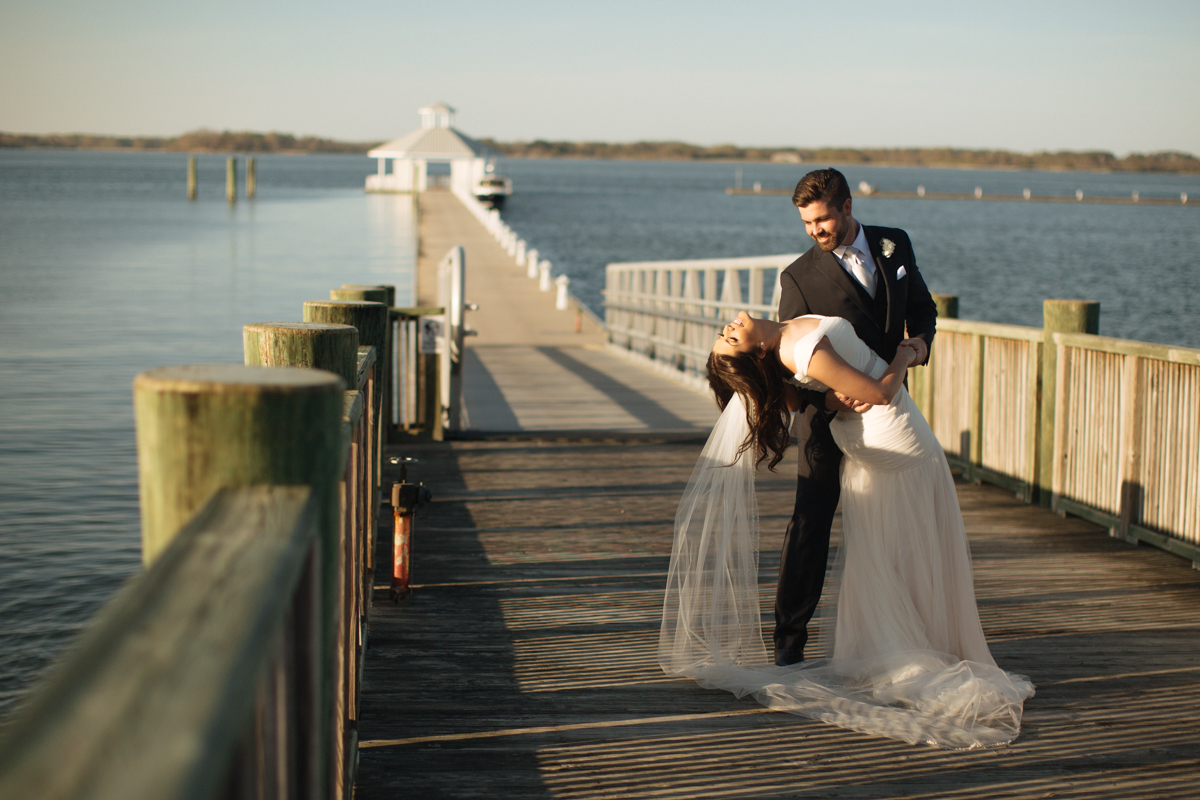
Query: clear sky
2 0 1198 155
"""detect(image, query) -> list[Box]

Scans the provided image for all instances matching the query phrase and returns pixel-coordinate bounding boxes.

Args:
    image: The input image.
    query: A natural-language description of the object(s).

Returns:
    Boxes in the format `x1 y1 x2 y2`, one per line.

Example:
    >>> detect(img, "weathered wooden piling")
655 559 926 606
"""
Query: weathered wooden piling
1039 300 1100 505
246 157 256 199
330 287 389 305
913 293 959 424
303 299 389 506
186 156 197 200
342 283 396 308
243 322 359 387
133 365 345 565
226 158 237 204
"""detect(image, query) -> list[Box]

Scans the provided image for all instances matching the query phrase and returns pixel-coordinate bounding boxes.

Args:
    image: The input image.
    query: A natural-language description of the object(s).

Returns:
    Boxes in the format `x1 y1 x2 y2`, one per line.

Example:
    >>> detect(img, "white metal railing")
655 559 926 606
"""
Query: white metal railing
604 254 798 386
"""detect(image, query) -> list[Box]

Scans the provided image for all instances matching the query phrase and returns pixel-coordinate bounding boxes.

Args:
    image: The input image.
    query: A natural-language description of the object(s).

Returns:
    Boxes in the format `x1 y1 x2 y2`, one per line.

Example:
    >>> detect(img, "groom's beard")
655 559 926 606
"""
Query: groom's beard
814 215 850 252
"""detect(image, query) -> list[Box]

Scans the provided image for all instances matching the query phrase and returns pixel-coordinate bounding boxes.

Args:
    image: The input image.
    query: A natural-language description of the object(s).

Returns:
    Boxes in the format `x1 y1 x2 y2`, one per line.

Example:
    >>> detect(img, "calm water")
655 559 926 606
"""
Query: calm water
0 150 1197 717
499 160 1200 343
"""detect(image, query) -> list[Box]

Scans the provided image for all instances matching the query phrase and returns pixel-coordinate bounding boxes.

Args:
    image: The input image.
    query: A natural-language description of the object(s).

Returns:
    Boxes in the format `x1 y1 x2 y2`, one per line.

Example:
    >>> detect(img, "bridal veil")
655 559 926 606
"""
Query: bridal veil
658 395 1034 749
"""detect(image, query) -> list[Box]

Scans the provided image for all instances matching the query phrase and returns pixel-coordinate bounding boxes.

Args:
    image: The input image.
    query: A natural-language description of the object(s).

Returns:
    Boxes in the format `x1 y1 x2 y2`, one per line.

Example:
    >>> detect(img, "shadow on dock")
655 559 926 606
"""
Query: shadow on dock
355 438 1200 799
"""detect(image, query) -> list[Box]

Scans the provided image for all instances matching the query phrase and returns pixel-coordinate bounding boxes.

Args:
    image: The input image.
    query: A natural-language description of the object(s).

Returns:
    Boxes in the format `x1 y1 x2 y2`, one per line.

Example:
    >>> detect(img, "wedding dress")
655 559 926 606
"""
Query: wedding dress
659 316 1034 749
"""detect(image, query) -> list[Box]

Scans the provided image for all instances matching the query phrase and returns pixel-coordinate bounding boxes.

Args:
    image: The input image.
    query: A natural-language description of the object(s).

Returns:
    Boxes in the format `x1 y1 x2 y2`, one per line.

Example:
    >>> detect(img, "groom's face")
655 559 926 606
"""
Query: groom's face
798 198 853 252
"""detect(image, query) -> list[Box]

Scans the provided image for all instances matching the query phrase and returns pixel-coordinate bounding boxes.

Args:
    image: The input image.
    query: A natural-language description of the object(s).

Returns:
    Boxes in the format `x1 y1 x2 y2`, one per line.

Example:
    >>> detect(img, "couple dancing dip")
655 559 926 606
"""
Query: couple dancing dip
659 169 1034 749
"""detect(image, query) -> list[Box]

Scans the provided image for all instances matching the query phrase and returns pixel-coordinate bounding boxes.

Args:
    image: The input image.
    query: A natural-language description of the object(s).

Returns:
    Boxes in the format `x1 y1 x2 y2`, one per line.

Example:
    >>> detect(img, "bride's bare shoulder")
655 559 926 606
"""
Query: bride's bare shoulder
781 316 822 341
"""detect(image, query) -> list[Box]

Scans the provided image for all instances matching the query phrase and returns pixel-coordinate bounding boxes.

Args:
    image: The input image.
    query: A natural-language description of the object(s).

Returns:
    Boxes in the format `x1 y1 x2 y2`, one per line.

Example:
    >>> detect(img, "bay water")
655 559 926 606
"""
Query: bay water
0 149 1197 717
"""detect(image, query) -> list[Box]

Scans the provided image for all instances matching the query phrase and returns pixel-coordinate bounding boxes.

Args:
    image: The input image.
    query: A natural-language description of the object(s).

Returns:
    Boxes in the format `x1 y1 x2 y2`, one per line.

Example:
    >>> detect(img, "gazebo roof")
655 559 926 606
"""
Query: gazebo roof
368 126 489 160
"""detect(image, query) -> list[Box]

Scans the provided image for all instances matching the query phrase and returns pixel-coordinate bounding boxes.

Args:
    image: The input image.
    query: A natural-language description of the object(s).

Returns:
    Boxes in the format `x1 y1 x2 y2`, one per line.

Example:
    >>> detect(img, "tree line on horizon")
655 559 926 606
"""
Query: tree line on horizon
481 139 1200 173
0 129 378 154
2 129 1197 173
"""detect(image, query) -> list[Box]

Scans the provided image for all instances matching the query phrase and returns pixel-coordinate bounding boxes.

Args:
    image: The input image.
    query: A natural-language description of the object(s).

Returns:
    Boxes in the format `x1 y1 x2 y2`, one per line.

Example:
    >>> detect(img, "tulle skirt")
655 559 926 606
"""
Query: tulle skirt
659 390 1034 749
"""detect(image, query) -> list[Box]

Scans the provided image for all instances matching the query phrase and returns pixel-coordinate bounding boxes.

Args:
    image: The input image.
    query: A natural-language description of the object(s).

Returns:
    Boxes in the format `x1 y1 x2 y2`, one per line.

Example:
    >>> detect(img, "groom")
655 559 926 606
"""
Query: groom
774 168 938 666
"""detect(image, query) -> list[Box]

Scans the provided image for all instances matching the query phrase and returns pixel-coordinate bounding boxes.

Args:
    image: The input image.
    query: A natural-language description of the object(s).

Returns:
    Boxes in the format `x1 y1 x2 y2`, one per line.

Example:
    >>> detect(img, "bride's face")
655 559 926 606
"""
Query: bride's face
712 312 762 358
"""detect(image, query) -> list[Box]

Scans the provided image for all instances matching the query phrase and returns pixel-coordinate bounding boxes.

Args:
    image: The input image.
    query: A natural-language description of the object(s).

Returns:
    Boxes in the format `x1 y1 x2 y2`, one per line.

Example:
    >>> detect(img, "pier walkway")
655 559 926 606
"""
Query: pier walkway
415 190 717 435
354 192 1200 799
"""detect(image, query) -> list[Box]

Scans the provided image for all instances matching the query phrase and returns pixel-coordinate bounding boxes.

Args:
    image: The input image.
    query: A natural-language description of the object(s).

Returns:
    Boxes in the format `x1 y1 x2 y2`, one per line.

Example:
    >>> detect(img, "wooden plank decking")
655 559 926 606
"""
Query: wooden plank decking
414 190 718 434
355 438 1200 799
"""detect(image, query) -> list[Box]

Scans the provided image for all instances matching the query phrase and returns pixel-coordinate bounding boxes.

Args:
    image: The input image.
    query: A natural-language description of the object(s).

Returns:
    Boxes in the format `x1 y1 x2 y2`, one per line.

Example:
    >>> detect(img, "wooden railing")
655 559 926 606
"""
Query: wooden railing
604 257 1200 568
0 294 391 799
604 255 798 389
912 312 1200 565
1049 332 1200 560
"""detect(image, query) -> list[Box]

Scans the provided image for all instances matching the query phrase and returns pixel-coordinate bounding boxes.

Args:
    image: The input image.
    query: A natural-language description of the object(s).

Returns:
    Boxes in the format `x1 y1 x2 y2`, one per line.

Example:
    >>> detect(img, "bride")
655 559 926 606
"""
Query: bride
658 311 1034 749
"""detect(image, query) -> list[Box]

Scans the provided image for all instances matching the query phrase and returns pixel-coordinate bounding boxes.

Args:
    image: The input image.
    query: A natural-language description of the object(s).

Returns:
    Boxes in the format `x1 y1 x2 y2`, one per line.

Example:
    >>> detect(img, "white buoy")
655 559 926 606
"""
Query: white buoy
1183 192 1189 204
555 275 571 310
539 262 552 292
1076 189 1084 201
1023 188 1031 200
917 185 925 197
1132 190 1139 202
753 181 761 193
526 249 540 279
974 187 982 199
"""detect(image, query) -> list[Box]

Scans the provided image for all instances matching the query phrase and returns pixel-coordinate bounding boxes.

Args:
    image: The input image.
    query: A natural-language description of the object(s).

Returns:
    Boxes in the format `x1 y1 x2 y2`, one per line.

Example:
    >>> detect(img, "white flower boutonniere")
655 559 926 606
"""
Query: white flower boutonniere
880 238 896 258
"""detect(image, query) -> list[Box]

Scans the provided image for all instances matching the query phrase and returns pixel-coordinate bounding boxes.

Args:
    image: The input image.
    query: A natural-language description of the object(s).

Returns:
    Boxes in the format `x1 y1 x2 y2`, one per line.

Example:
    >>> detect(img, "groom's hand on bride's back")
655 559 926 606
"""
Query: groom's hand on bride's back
827 390 872 413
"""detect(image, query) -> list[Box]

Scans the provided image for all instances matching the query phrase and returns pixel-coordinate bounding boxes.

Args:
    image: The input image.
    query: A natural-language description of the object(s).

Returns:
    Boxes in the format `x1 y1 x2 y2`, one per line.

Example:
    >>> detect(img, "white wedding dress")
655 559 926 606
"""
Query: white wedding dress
659 316 1034 749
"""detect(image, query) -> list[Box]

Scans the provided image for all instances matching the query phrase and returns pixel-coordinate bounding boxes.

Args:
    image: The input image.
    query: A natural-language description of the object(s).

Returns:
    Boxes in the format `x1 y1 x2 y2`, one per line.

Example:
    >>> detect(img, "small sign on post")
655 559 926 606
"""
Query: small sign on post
419 315 446 354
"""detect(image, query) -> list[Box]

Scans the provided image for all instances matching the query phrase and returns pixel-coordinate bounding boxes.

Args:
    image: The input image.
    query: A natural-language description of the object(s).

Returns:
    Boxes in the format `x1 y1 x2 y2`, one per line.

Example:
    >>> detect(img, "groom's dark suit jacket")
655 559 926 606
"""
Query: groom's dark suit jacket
778 224 938 389
770 223 937 664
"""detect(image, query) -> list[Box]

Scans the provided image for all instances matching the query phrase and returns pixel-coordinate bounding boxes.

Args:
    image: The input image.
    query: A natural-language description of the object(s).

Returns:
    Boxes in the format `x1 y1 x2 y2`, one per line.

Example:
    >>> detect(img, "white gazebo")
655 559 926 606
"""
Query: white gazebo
366 103 493 194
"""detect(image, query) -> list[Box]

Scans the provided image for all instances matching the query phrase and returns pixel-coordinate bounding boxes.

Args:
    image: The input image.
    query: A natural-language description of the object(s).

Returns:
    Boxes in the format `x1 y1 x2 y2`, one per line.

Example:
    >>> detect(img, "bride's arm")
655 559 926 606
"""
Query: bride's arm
806 339 917 405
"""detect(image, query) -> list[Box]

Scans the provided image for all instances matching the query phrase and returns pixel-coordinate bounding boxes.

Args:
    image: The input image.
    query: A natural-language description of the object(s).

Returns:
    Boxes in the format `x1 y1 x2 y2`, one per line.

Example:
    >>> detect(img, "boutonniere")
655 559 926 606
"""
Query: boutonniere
880 238 896 258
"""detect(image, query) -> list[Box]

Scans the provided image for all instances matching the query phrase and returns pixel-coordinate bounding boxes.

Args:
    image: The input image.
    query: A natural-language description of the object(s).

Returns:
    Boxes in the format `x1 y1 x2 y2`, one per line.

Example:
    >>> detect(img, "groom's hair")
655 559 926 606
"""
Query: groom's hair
792 168 852 209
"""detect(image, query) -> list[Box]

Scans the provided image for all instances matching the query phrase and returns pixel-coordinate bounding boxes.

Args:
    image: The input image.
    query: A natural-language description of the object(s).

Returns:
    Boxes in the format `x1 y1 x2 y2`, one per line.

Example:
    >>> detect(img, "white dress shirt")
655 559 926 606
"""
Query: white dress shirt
833 223 878 296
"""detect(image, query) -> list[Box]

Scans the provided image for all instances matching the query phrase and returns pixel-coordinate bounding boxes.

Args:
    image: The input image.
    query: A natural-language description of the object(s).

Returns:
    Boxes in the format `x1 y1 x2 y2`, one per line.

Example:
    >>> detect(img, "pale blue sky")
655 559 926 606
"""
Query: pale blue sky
2 0 1198 154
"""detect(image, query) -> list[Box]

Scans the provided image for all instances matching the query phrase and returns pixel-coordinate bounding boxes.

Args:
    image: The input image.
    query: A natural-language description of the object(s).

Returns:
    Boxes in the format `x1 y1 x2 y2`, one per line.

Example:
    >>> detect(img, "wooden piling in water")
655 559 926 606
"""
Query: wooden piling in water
186 156 196 200
1038 300 1100 506
246 157 256 199
226 158 237 204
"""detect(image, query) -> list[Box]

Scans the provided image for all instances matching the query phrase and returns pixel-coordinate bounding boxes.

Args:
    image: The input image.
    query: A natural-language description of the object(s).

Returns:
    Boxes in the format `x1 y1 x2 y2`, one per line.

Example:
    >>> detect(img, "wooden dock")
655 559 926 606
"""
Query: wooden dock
357 439 1200 799
353 190 1200 798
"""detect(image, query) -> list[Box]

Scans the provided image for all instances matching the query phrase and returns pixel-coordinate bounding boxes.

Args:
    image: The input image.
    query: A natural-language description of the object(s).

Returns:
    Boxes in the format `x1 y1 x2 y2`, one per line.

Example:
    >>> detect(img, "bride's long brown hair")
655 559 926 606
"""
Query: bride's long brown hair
706 348 792 470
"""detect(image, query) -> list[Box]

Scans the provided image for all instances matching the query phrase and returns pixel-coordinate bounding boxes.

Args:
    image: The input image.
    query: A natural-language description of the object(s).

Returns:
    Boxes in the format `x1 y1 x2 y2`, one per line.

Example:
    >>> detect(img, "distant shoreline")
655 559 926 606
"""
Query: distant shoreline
3 129 1198 174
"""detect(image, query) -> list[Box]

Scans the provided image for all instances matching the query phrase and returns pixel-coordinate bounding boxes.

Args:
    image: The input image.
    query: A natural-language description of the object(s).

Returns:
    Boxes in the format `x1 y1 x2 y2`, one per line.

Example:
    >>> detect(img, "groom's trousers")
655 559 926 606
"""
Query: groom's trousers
774 403 843 666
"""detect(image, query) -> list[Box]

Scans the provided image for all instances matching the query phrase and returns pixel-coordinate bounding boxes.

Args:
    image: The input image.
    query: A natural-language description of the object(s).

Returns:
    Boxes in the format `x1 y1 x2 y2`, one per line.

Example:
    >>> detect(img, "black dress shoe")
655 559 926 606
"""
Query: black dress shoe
775 649 804 667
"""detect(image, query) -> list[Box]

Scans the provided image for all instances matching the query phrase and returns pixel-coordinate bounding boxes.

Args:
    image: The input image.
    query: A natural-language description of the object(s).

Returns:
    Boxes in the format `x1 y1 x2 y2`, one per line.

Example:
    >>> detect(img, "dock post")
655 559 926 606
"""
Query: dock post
539 262 552 292
330 288 394 439
555 274 571 311
304 299 390 480
340 284 398 436
1038 300 1100 507
186 156 197 199
242 322 359 386
226 158 237 204
133 364 345 797
246 157 256 199
526 248 539 279
919 294 958 428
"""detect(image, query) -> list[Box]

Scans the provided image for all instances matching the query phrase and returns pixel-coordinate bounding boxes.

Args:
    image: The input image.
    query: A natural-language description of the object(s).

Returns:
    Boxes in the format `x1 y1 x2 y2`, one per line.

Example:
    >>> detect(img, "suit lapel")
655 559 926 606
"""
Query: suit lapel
813 248 875 321
863 226 894 334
